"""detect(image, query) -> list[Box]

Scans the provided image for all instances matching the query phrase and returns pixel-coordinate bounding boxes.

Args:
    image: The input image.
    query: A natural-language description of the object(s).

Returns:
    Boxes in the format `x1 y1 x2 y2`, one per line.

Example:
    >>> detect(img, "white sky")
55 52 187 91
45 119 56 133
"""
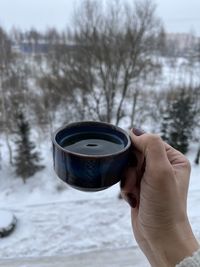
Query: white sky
0 0 200 35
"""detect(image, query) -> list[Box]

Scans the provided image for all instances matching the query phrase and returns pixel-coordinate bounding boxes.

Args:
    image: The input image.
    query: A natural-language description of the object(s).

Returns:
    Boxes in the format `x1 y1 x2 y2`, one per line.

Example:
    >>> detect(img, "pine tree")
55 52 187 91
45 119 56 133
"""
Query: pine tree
14 111 44 183
161 89 195 154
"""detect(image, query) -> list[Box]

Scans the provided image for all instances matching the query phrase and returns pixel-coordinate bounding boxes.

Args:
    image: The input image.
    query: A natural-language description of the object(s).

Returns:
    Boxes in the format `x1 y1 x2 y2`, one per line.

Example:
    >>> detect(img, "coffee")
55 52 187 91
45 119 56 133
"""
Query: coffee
61 133 124 155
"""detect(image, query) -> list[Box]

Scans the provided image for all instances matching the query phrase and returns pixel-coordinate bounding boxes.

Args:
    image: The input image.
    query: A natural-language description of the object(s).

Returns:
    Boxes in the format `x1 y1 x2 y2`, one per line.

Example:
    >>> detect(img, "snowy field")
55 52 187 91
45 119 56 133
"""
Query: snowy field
0 136 199 267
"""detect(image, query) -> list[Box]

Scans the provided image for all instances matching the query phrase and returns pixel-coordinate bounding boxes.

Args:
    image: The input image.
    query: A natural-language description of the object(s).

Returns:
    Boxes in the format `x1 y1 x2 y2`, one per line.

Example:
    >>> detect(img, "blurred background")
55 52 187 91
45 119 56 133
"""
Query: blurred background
0 0 199 266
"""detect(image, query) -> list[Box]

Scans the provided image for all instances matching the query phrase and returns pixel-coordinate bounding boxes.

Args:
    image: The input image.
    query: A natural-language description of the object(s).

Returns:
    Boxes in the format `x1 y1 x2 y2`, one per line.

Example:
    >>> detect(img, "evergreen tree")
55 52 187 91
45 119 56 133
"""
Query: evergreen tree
14 111 44 183
161 89 195 154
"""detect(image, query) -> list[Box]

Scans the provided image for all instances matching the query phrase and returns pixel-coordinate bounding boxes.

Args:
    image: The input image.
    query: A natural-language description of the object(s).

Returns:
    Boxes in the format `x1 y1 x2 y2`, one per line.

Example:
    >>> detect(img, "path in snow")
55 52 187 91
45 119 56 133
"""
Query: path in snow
0 248 150 267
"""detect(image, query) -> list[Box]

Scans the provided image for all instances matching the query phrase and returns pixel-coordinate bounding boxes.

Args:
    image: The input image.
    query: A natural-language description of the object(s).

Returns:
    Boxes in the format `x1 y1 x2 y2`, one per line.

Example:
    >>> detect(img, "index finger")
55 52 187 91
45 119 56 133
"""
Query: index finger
130 131 172 176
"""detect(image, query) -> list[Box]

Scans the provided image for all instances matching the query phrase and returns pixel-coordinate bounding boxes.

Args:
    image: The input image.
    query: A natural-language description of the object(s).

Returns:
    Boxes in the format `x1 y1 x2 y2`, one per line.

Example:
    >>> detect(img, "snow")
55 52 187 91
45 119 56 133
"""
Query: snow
0 54 200 265
0 192 134 259
0 135 199 267
0 211 14 229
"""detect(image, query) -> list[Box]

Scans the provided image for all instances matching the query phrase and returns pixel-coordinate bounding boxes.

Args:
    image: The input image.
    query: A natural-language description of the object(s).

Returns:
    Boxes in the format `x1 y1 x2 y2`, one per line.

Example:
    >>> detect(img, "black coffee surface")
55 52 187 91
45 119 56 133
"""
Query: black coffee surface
62 133 124 155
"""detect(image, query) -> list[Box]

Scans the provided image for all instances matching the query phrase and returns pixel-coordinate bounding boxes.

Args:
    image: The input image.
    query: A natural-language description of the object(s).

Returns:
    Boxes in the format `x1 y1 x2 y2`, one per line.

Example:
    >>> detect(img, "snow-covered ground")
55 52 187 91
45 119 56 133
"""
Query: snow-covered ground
0 136 199 267
0 248 149 267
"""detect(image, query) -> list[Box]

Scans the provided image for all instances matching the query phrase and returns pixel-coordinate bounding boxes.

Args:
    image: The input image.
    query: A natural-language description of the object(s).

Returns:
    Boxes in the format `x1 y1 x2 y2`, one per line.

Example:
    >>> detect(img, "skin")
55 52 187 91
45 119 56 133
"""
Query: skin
121 131 199 267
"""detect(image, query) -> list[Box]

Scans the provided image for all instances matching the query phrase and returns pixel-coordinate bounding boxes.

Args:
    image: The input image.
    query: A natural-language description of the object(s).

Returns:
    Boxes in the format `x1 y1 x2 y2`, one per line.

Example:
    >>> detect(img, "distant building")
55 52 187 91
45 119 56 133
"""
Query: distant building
11 41 79 55
12 42 49 55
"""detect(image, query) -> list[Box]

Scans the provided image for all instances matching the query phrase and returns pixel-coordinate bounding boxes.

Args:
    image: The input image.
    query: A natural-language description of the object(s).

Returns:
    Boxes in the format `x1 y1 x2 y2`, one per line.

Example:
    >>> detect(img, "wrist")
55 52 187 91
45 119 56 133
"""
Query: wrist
150 235 199 267
140 221 199 267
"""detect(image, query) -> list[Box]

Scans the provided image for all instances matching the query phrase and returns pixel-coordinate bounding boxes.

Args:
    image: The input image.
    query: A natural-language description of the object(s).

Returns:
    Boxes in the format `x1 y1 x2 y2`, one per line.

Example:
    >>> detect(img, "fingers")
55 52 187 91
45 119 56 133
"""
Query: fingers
129 131 172 176
164 142 191 171
122 129 188 209
122 129 191 218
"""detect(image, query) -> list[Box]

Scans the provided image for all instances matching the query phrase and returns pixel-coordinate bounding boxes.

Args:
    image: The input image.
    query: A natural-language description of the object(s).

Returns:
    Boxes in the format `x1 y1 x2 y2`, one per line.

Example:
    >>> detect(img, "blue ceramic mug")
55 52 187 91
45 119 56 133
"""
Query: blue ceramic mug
52 121 131 192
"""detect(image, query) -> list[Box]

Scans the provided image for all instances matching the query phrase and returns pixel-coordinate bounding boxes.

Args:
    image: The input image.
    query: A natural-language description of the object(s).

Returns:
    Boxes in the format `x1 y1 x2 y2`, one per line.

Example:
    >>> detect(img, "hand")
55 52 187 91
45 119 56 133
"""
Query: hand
121 130 199 267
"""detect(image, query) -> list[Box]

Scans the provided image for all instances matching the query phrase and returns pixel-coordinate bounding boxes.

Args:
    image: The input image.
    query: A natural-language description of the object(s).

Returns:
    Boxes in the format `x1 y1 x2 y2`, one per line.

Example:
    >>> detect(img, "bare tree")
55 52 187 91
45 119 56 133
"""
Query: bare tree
41 0 163 126
0 26 15 164
0 26 34 165
74 0 163 125
31 28 76 133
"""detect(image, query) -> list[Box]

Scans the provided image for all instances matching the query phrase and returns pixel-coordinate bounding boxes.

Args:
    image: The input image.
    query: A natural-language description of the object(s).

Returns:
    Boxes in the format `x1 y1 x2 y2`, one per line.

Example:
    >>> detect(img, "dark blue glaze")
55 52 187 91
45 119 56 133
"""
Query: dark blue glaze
52 121 131 192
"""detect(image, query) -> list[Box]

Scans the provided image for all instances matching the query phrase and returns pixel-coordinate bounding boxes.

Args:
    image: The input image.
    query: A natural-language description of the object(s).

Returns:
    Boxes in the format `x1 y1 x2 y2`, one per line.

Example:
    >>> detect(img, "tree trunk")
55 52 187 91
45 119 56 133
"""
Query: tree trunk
195 146 200 165
115 74 129 126
0 144 2 170
130 88 139 128
5 133 13 165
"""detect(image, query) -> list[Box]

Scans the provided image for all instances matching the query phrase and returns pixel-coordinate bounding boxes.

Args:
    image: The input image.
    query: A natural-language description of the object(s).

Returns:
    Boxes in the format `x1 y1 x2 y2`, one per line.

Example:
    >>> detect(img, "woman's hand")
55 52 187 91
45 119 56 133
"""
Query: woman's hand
121 130 199 267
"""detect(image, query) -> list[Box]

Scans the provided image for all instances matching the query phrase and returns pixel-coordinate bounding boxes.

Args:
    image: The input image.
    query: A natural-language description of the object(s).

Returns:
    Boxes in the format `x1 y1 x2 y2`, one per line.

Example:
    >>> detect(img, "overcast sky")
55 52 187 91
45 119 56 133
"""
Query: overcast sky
0 0 200 35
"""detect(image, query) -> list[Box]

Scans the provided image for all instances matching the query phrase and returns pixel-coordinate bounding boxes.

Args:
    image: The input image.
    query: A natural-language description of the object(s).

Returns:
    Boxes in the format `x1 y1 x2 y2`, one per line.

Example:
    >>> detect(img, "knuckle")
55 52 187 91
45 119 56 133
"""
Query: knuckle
183 157 191 171
153 165 172 178
160 166 173 177
150 161 173 177
147 134 162 145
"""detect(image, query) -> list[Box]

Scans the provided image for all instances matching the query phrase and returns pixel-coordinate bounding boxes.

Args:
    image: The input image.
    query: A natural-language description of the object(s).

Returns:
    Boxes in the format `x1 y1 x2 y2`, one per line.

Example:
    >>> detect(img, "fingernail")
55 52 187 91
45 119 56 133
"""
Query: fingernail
132 128 145 136
126 193 137 208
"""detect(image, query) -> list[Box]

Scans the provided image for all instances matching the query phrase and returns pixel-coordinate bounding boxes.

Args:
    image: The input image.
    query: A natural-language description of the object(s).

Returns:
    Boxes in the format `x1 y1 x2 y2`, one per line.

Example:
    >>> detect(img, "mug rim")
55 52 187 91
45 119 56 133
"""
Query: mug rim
52 121 131 159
